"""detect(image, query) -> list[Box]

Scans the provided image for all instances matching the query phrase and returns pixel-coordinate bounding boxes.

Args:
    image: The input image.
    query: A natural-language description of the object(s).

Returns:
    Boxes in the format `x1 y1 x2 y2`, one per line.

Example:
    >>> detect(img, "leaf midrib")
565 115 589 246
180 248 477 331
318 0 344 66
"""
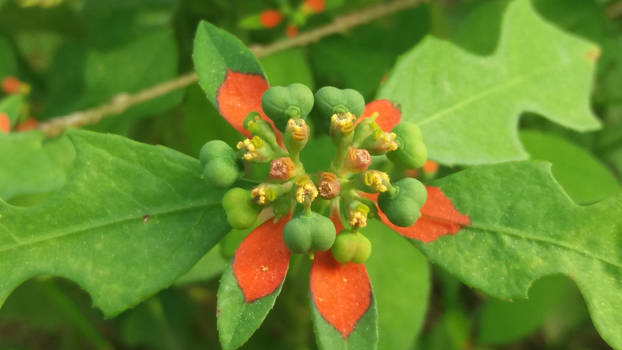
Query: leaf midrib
468 221 622 270
417 62 556 126
0 200 218 253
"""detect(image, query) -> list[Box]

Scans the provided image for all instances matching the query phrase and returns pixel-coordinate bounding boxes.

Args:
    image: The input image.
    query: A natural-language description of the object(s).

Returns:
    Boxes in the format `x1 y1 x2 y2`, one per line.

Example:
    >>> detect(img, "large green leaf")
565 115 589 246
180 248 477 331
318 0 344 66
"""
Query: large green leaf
0 130 229 316
0 132 68 201
414 161 622 349
378 0 600 165
364 220 430 350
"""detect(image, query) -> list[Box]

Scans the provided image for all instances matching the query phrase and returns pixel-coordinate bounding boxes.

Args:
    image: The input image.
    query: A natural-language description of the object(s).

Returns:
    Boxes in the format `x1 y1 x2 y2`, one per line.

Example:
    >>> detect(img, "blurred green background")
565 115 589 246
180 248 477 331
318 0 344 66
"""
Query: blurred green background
1 0 621 348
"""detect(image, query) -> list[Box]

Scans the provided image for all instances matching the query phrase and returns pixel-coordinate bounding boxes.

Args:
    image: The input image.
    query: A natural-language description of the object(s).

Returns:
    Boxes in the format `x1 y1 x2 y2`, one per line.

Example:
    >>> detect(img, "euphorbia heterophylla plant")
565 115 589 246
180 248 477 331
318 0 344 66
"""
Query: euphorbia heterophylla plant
1 0 622 349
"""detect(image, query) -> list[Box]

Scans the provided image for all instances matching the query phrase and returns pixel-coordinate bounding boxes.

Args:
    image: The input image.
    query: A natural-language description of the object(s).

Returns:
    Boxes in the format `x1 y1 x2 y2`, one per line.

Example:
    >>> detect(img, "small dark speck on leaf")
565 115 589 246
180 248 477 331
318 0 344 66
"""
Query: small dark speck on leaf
216 308 221 317
143 214 150 223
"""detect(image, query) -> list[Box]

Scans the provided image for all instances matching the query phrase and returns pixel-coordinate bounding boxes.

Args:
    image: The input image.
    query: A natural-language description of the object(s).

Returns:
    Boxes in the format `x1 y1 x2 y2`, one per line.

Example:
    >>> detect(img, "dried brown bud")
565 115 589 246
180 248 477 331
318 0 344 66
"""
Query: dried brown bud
318 172 341 199
344 147 372 173
269 157 296 181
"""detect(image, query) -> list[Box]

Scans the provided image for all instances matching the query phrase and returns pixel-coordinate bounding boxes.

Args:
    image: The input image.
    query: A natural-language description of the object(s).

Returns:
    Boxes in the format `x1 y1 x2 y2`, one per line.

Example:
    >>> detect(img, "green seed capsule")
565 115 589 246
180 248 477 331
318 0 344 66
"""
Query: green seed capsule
199 140 236 166
202 158 239 188
314 86 366 118
283 211 336 254
261 83 314 131
378 177 427 227
331 231 372 264
222 188 262 229
387 122 428 169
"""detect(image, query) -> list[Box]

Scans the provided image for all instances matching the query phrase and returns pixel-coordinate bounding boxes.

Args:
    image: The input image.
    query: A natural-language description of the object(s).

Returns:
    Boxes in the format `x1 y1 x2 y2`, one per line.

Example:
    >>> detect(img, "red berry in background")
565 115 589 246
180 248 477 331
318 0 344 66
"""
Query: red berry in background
260 10 283 28
303 0 325 14
16 117 38 132
286 24 299 37
0 113 10 134
2 76 21 94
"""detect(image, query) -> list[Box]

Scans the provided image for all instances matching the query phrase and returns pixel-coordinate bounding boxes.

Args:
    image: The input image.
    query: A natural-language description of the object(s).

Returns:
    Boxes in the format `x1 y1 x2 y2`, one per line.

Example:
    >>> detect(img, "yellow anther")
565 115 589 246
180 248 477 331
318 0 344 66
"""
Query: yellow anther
287 119 309 141
251 185 275 205
364 170 391 192
296 182 319 204
349 211 368 228
237 137 265 161
330 112 356 134
371 130 398 153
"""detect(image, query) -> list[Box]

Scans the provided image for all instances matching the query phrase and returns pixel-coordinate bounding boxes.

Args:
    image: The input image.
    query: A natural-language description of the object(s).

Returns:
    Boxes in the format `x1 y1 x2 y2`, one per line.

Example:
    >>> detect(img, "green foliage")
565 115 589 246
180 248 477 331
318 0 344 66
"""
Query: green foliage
379 0 600 165
0 130 230 316
415 161 622 349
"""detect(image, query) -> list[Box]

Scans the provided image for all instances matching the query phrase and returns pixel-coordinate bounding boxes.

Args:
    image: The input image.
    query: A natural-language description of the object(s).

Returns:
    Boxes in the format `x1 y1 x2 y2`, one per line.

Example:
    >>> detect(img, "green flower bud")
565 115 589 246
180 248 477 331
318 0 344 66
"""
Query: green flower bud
378 177 427 227
203 158 240 188
314 86 365 118
222 188 262 229
261 83 314 131
283 211 336 254
331 230 372 264
199 140 240 187
387 122 428 169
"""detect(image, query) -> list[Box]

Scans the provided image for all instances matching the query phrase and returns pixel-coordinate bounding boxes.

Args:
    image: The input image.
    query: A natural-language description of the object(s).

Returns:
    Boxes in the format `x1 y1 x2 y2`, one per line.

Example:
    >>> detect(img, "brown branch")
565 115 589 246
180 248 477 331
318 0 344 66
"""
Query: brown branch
606 1 622 19
36 0 425 137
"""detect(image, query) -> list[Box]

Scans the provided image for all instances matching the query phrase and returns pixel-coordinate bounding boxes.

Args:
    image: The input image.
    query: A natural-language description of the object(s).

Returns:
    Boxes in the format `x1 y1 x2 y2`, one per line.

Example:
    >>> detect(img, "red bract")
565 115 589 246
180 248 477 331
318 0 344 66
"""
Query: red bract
259 10 283 28
303 0 325 14
0 113 10 133
16 117 38 132
1 76 21 94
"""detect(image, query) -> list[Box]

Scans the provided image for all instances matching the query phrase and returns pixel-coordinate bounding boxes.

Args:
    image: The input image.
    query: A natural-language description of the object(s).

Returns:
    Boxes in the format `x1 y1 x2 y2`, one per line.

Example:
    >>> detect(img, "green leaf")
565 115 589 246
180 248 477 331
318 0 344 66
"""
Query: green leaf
174 245 228 285
217 264 286 350
378 0 600 165
0 95 25 126
414 161 622 349
0 130 229 316
520 130 621 204
364 220 430 350
0 132 68 200
193 20 266 107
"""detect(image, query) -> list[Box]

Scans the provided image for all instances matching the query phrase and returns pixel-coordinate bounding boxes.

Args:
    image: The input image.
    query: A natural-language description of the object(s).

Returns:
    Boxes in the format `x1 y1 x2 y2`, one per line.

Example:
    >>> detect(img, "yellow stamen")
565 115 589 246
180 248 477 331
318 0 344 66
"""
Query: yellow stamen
330 112 356 134
364 170 391 192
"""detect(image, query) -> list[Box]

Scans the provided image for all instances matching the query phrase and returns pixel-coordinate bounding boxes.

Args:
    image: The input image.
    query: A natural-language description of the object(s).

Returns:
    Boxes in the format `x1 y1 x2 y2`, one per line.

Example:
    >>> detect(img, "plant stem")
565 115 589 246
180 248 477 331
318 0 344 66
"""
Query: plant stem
36 0 426 137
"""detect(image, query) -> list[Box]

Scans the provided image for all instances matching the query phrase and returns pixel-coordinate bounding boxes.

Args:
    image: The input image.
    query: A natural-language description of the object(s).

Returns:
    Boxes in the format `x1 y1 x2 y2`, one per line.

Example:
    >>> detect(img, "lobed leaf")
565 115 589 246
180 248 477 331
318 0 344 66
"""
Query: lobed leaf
0 130 229 316
379 0 600 165
414 161 622 349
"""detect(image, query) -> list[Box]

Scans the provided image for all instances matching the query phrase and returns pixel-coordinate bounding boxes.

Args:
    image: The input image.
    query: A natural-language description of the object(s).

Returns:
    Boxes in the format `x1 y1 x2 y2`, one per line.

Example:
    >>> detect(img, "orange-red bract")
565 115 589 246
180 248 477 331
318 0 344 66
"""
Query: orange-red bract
232 217 291 302
359 99 402 132
0 113 10 133
303 0 325 13
1 76 20 94
260 10 283 28
286 25 299 38
309 210 372 338
310 251 372 338
217 70 273 137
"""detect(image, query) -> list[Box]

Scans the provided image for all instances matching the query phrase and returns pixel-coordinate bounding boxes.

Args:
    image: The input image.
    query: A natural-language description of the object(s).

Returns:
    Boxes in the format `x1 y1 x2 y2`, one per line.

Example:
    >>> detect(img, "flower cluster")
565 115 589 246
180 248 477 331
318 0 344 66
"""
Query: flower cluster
0 76 37 134
200 83 428 264
240 0 327 37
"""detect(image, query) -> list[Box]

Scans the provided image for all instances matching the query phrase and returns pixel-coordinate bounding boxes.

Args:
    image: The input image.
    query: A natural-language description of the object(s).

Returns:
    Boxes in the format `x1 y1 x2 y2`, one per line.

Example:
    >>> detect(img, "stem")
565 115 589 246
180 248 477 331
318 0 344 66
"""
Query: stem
36 0 426 137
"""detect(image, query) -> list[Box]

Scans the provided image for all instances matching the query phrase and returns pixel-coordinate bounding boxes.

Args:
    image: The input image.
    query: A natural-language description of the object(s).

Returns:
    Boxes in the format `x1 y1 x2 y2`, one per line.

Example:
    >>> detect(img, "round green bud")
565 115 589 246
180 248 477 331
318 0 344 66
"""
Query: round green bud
332 231 372 264
199 140 236 166
261 83 314 131
387 122 428 169
202 158 239 188
283 212 336 254
314 86 365 118
378 177 427 227
222 188 262 229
